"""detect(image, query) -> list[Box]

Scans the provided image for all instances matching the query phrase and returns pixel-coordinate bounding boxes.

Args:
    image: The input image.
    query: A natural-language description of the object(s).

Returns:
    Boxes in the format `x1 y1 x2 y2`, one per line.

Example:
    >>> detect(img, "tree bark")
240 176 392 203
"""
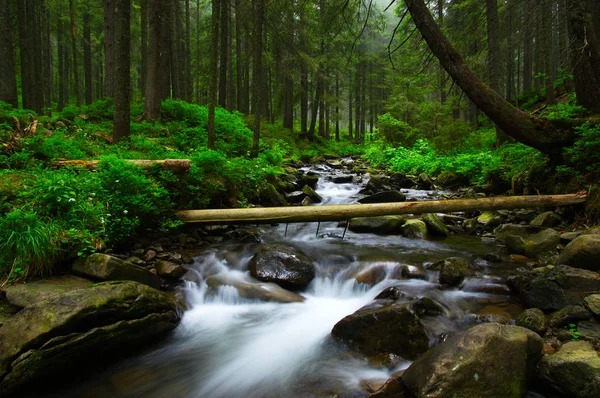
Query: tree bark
84 8 93 105
405 0 574 156
104 0 115 97
177 194 588 224
218 0 228 108
69 0 81 106
208 0 220 150
142 0 162 120
522 0 533 93
251 0 264 157
18 0 43 113
112 0 131 143
140 0 148 97
0 0 18 108
567 0 600 112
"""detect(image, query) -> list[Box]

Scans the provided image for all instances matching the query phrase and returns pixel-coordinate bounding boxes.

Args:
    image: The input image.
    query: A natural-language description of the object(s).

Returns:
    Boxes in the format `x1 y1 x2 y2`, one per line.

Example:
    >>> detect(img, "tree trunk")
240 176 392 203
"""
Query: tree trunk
251 0 264 157
335 74 340 141
18 0 43 113
438 0 446 103
177 194 588 225
208 0 220 149
522 0 533 93
140 0 148 97
104 0 115 97
348 71 353 140
142 0 162 120
0 0 18 108
160 0 173 100
84 8 93 105
567 0 600 112
69 0 81 106
235 0 243 111
58 18 68 111
405 0 574 155
40 0 52 114
542 0 555 104
218 0 228 108
113 0 131 143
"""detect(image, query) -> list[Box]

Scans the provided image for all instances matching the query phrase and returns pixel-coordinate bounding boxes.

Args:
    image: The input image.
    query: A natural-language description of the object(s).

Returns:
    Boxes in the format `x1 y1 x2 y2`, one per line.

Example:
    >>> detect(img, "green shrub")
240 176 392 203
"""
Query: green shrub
377 113 420 146
0 209 60 281
564 122 600 175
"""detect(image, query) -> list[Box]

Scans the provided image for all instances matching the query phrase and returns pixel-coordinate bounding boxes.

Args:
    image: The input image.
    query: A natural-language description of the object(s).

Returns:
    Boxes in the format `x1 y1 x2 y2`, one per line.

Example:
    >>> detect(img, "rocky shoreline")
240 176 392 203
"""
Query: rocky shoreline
1 161 599 397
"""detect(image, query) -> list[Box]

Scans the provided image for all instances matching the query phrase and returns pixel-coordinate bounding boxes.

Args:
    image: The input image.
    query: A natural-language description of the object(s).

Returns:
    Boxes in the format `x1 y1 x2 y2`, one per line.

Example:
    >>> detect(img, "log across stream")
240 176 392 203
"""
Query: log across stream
177 194 587 224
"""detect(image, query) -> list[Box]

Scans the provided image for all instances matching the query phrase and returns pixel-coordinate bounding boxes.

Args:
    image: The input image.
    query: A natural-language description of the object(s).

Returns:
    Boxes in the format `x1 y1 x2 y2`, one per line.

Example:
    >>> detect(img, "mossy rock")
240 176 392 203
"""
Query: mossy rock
205 273 305 303
537 341 600 398
400 219 428 239
422 213 449 237
530 211 561 228
516 308 547 335
0 281 180 395
435 257 474 286
505 228 560 258
558 234 600 272
349 216 405 235
494 224 537 243
402 323 543 398
3 275 93 308
331 298 443 359
73 253 161 289
248 243 316 290
358 191 406 204
301 185 323 203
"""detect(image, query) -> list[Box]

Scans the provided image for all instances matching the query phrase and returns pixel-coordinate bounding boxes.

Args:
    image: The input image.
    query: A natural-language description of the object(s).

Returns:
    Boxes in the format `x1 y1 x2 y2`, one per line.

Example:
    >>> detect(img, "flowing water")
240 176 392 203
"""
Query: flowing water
57 165 524 398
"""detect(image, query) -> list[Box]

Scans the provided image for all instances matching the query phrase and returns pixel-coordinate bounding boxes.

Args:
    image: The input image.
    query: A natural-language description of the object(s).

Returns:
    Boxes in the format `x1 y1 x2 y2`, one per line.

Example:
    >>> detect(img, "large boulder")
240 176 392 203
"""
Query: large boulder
508 265 600 311
400 219 428 239
436 257 474 286
436 171 469 189
505 228 560 258
205 273 305 303
349 216 405 234
358 191 406 204
530 211 562 228
402 323 543 398
583 294 600 317
422 213 449 237
494 224 537 244
296 173 319 189
331 297 443 360
3 275 92 308
516 308 547 335
360 175 391 194
547 305 593 328
301 185 323 203
73 253 161 289
155 260 187 279
0 281 180 395
477 211 503 229
558 234 600 272
259 183 288 207
248 243 316 290
537 341 600 398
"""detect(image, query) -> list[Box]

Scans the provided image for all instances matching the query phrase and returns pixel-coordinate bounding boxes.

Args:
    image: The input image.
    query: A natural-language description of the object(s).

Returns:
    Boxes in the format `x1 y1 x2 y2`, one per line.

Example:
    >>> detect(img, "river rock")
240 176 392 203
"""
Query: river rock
530 211 562 228
0 281 180 395
3 275 93 308
583 294 600 317
537 340 600 398
358 191 406 204
73 253 161 289
557 234 600 272
286 191 306 204
417 173 434 190
436 171 469 189
248 243 316 290
374 286 414 301
421 213 449 237
332 175 353 184
331 297 443 359
436 257 474 286
155 260 187 279
516 308 547 335
296 174 319 189
477 211 503 229
301 185 323 203
494 224 536 243
508 265 600 311
400 219 428 239
578 319 600 340
259 183 288 207
301 196 313 206
205 273 305 303
361 175 391 194
547 306 592 328
505 228 560 258
349 216 405 234
402 323 543 398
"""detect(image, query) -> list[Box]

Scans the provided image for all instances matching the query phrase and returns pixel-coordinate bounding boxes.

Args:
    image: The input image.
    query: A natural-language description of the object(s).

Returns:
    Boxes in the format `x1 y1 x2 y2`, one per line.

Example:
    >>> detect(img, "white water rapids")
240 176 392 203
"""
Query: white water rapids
55 165 517 398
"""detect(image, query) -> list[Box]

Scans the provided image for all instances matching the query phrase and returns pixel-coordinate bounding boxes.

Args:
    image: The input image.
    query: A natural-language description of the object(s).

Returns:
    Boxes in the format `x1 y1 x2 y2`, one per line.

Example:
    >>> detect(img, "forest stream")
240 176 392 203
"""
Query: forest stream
53 164 531 398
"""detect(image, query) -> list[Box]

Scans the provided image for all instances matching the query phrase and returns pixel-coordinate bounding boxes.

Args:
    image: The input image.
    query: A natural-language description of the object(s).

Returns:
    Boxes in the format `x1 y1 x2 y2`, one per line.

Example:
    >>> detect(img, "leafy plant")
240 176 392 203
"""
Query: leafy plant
568 323 581 340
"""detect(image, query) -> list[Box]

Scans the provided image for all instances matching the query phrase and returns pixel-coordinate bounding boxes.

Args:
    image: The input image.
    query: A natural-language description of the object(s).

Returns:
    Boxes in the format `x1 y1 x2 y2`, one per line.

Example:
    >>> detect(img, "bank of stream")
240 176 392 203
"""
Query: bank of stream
45 163 547 398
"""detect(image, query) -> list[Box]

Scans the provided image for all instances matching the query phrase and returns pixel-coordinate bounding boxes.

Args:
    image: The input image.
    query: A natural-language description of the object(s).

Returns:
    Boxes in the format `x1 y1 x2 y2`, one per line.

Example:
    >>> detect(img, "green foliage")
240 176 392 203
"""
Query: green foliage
377 113 420 146
0 209 60 280
564 122 600 175
568 323 581 341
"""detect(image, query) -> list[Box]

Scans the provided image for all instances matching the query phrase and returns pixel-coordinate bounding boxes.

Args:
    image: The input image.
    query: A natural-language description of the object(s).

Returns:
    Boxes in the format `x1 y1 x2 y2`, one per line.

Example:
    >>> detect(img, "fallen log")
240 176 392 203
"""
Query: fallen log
177 194 587 224
53 159 191 173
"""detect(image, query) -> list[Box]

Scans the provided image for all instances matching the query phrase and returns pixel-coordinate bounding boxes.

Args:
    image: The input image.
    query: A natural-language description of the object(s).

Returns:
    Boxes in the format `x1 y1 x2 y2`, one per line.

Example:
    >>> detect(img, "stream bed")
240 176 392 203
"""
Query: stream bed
55 166 526 398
